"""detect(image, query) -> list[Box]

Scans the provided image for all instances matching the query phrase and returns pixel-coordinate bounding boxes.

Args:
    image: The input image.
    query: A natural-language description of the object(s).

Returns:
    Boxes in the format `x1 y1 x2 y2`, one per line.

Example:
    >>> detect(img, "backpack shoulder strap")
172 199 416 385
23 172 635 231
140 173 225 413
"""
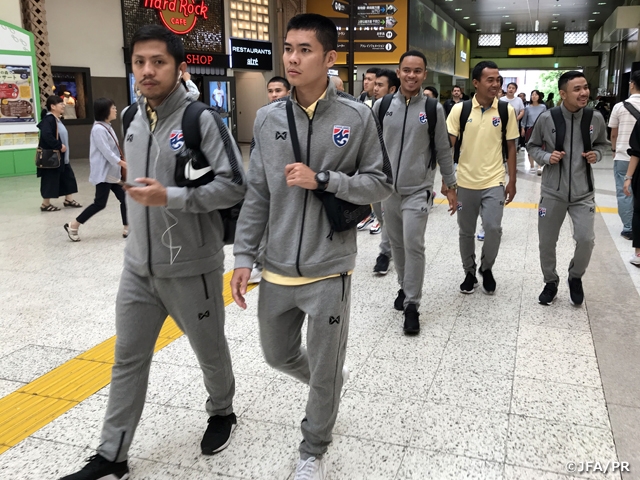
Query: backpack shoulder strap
122 103 139 138
377 94 394 131
425 97 438 169
581 107 594 153
458 100 473 143
358 92 368 103
497 100 509 154
182 101 210 150
549 106 565 152
623 101 640 121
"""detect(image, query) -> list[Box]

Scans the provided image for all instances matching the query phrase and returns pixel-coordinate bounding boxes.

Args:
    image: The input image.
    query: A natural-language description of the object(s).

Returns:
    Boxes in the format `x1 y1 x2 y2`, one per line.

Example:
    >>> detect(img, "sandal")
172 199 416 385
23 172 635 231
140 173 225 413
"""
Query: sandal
64 223 80 242
64 199 83 208
41 204 60 212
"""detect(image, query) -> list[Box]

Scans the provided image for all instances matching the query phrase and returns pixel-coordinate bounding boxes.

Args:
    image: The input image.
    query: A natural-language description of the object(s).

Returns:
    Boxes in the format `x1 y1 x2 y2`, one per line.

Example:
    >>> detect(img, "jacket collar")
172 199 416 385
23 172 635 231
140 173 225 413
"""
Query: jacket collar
560 102 585 120
137 84 189 123
472 95 499 111
290 77 338 109
396 88 425 105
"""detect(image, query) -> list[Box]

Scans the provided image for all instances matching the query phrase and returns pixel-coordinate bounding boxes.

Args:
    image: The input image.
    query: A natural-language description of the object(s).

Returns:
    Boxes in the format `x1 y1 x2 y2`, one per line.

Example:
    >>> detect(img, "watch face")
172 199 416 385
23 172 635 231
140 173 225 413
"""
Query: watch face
317 171 329 183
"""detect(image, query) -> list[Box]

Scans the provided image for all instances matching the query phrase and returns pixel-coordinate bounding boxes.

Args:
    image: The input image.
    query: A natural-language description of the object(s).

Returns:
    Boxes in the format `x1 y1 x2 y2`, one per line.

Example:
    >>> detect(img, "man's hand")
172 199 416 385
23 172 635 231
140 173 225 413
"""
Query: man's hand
285 163 318 190
446 188 457 216
505 180 517 205
231 268 251 309
549 150 565 165
582 151 597 164
440 180 449 197
124 177 167 206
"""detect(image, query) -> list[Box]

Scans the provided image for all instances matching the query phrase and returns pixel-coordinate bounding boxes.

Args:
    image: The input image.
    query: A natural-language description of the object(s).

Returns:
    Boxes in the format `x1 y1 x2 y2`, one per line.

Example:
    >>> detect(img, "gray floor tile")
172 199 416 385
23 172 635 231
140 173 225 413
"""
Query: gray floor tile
395 448 504 480
0 344 80 383
0 437 92 478
517 324 596 357
242 377 308 427
439 338 516 377
606 404 640 480
515 347 602 388
0 378 23 397
324 434 406 480
504 464 575 479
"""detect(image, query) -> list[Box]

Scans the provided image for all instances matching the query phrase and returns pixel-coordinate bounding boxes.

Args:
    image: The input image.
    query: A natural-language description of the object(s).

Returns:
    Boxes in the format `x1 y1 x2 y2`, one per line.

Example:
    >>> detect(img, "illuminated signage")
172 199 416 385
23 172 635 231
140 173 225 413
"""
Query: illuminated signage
142 0 209 35
460 50 467 62
508 47 555 56
229 38 273 71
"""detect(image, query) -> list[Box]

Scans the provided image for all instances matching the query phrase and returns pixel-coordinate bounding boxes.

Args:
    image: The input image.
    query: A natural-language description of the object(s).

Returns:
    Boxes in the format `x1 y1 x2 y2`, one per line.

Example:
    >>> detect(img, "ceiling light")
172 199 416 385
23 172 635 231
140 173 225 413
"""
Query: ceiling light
497 6 506 9
552 26 558 29
505 22 512 24
552 13 560 16
509 28 515 31
476 29 482 32
503 15 509 18
554 4 561 6
470 23 476 26
463 16 470 19
535 19 539 31
589 19 595 21
593 11 600 14
455 8 462 11
598 2 607 4
552 20 558 23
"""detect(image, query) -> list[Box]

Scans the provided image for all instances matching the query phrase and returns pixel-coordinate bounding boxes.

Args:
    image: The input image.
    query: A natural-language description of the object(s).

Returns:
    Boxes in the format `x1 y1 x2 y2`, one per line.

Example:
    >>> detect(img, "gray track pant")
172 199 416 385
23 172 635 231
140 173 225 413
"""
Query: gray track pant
98 267 235 462
258 275 351 460
538 195 595 284
457 186 505 274
372 202 391 257
383 190 431 307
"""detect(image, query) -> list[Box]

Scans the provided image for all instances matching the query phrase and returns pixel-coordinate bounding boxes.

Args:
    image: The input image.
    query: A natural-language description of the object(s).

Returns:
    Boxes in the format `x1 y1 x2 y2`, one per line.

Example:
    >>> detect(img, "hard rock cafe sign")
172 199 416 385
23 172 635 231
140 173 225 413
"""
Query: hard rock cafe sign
142 0 209 35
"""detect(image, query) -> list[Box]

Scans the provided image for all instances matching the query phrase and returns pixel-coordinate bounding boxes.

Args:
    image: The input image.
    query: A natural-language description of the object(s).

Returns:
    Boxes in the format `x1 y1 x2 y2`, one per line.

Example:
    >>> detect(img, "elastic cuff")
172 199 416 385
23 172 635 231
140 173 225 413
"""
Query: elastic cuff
234 254 254 270
165 186 185 209
325 171 339 194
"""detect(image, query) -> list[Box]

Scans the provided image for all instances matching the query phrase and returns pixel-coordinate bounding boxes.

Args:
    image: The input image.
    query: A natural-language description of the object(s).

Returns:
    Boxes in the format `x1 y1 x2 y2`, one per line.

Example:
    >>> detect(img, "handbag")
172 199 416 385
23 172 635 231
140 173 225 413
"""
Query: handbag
35 117 61 169
97 123 127 181
524 126 534 143
285 99 371 234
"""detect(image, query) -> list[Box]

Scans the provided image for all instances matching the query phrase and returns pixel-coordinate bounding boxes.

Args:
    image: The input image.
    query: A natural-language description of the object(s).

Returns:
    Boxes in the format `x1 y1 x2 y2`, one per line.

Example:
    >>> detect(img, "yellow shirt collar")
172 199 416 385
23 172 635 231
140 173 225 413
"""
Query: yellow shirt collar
293 88 329 120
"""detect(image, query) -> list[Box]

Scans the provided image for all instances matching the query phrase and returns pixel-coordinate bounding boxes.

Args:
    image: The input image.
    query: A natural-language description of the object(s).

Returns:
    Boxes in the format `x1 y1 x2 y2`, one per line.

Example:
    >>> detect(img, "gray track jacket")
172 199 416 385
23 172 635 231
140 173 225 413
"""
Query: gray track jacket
371 89 456 195
234 81 393 278
527 103 609 202
123 87 246 278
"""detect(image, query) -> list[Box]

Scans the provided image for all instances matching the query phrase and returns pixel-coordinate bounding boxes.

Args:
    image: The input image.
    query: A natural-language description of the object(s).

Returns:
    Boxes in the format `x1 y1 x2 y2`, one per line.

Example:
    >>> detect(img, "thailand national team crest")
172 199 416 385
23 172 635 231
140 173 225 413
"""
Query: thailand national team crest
539 207 547 217
419 112 427 124
589 125 594 136
333 125 350 147
492 116 501 127
170 130 184 151
457 202 463 211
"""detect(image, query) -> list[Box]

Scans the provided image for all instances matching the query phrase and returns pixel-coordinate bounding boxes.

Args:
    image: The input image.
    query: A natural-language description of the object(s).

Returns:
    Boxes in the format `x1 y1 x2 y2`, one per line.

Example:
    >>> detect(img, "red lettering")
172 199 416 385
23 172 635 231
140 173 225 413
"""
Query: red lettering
207 55 212 64
186 54 213 65
171 17 187 25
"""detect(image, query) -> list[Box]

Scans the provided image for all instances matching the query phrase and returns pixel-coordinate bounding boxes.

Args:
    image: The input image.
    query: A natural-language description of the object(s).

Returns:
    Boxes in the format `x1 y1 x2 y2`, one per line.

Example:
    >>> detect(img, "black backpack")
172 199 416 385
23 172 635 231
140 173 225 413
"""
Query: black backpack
377 93 439 170
122 101 243 245
548 106 595 193
457 99 510 162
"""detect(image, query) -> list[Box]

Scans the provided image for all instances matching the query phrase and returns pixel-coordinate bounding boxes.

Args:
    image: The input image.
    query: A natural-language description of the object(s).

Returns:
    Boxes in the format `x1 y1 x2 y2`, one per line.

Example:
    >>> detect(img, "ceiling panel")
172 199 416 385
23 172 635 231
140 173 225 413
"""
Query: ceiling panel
432 0 626 34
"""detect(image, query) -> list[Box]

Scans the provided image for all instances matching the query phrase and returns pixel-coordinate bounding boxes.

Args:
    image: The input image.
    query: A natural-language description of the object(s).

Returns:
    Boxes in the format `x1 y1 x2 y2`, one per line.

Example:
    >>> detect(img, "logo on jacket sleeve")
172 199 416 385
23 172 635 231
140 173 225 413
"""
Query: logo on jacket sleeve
333 125 350 147
492 117 501 127
419 112 427 124
170 130 185 151
539 207 546 217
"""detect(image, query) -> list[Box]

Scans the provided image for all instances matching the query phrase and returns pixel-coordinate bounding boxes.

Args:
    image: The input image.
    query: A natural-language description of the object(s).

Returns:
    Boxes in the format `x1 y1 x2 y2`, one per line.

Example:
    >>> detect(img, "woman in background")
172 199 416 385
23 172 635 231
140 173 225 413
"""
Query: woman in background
522 89 547 175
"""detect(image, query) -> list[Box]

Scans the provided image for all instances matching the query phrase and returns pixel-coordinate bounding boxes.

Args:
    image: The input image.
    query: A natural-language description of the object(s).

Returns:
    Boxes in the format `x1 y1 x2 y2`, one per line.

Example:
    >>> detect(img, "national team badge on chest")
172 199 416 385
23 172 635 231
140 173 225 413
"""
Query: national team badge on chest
419 112 427 124
333 125 350 147
170 130 185 151
492 117 501 127
590 125 594 136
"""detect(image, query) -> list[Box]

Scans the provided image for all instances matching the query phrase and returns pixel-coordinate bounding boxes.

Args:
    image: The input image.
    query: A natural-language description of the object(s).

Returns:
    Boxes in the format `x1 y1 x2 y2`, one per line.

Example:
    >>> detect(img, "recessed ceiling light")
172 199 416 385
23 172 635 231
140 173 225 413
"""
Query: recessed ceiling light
497 6 506 9
470 23 476 26
598 2 606 4
593 11 600 14
463 16 470 19
505 22 512 24
476 29 482 32
552 26 558 29
455 8 462 11
509 28 515 31
589 19 595 21
554 4 561 6
552 13 560 16
502 15 509 18
552 20 558 23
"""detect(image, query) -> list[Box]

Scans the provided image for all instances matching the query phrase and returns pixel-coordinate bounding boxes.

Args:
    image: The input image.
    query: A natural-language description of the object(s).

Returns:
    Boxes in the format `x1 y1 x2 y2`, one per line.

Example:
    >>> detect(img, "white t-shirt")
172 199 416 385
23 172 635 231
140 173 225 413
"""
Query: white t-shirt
213 88 224 108
500 95 525 118
608 94 640 161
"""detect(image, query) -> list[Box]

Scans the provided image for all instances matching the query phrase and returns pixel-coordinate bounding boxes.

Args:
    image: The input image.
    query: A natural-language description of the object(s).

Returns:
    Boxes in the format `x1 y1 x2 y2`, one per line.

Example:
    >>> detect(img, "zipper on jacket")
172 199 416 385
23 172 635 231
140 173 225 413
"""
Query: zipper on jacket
393 100 411 191
569 114 574 203
145 135 154 276
295 112 313 277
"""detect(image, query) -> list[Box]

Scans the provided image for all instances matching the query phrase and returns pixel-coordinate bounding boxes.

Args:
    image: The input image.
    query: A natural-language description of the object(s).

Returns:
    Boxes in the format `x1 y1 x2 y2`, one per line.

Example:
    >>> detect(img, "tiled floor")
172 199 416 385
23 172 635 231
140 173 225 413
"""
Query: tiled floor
0 148 638 480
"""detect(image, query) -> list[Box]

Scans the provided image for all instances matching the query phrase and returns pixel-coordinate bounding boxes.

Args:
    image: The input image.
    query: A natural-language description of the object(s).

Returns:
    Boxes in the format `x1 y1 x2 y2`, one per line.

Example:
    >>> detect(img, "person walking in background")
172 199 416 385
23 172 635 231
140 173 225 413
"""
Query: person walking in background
624 121 640 266
63 98 128 242
37 95 82 212
423 86 438 99
267 76 291 102
522 89 547 174
545 92 555 110
444 85 463 117
608 70 640 241
358 67 380 106
500 82 525 150
182 71 200 101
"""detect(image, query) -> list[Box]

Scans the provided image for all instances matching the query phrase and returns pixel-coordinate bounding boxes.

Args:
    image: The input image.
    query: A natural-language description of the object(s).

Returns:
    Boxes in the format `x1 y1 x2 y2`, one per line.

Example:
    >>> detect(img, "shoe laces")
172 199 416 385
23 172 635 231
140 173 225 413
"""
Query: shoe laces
541 283 556 296
296 457 321 480
81 454 110 471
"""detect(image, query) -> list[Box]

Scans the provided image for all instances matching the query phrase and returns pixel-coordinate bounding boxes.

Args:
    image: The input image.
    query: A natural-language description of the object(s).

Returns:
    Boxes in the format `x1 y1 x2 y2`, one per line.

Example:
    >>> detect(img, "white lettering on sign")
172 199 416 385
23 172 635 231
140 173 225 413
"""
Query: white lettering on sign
247 58 259 66
460 51 467 62
232 46 272 55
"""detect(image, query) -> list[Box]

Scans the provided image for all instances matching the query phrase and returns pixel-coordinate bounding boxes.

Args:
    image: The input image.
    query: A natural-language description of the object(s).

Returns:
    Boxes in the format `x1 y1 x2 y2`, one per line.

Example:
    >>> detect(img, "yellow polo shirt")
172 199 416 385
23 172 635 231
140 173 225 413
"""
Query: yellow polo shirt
262 87 353 286
446 96 519 190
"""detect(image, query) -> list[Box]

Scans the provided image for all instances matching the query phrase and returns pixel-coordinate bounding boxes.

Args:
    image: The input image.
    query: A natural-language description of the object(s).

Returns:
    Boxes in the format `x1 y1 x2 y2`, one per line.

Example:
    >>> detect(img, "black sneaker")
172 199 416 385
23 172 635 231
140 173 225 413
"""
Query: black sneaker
621 231 633 241
538 282 558 305
567 277 584 306
459 272 478 294
394 289 405 311
478 267 496 295
373 253 390 275
201 413 237 455
403 304 420 335
59 454 129 480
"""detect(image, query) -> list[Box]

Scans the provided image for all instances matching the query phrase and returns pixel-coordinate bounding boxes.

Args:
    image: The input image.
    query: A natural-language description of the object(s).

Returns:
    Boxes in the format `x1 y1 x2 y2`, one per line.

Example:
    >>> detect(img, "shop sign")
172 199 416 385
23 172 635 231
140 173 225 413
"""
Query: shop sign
142 0 209 35
229 38 273 71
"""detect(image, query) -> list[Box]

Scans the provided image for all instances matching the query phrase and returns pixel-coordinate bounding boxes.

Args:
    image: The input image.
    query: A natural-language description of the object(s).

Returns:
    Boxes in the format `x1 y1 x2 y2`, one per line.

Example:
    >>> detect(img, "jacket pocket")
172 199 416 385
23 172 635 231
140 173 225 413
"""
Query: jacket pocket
542 163 561 192
398 156 427 188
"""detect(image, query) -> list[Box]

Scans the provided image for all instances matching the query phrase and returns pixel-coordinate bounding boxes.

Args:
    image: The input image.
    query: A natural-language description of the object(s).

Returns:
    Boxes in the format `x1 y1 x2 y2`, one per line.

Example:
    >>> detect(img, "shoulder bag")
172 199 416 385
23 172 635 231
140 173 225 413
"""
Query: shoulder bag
35 117 61 169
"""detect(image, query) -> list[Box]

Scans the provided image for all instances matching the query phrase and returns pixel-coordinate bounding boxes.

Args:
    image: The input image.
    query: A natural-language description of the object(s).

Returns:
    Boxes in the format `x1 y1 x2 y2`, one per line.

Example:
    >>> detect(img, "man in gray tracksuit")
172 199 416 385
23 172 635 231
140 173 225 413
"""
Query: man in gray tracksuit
527 70 608 306
60 25 246 480
231 14 393 479
371 49 457 335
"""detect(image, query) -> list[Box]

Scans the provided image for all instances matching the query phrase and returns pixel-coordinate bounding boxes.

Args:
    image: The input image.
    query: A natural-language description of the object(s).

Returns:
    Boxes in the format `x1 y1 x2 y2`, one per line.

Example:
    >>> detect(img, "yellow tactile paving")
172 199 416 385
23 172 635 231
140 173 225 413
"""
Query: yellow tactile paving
0 270 256 454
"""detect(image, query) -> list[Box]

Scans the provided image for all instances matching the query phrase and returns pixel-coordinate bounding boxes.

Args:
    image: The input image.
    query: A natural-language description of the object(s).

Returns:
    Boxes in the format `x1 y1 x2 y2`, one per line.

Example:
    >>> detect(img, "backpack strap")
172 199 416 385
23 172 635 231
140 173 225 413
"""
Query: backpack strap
358 92 368 103
122 102 138 138
425 97 438 170
457 100 473 144
182 101 209 150
580 107 595 193
497 100 509 160
549 107 565 152
377 94 394 131
286 98 303 164
623 101 640 121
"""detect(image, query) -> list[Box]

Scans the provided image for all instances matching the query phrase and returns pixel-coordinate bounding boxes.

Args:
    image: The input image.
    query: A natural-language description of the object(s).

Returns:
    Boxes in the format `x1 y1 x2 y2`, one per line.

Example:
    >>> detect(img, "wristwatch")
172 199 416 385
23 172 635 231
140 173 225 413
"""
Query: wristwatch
447 183 458 191
315 170 330 192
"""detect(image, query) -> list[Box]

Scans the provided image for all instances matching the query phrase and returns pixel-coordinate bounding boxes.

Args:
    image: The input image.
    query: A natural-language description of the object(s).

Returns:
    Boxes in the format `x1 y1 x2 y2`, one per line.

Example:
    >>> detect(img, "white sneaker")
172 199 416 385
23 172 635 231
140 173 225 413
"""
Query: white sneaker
342 365 350 385
630 254 640 267
248 265 262 284
294 457 326 480
357 214 375 230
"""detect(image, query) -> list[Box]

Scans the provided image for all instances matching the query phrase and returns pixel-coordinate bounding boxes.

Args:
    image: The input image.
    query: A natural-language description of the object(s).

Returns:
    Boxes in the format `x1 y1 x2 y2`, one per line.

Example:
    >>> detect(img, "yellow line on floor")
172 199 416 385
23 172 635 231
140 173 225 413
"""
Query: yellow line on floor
433 198 618 213
0 271 256 454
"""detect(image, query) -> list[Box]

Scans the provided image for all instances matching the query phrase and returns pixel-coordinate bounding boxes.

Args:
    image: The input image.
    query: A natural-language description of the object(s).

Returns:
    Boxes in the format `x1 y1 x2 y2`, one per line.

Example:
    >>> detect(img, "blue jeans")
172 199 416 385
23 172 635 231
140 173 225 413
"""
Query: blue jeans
614 160 633 233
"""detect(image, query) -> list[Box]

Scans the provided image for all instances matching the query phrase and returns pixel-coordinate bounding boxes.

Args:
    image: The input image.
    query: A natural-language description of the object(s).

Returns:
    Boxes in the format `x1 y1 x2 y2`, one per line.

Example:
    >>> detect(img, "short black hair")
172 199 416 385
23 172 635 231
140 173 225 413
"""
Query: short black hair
547 92 555 99
452 85 462 92
45 95 63 111
530 89 544 103
93 97 115 122
268 76 291 90
507 82 518 90
376 68 399 90
558 71 586 91
366 67 381 75
286 14 338 53
631 70 640 90
424 86 438 98
472 61 499 82
131 25 185 66
399 50 427 68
